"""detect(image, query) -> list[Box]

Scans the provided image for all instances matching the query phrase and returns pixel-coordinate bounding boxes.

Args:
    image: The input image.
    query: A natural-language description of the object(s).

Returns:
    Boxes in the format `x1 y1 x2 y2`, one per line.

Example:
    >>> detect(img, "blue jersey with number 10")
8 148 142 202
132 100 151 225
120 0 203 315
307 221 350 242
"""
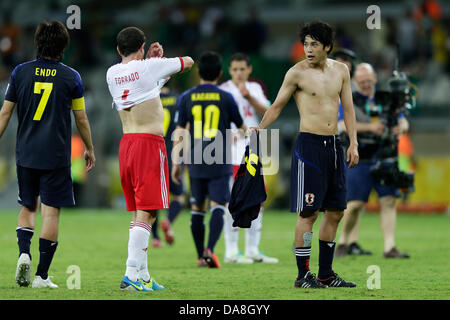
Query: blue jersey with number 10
175 84 243 178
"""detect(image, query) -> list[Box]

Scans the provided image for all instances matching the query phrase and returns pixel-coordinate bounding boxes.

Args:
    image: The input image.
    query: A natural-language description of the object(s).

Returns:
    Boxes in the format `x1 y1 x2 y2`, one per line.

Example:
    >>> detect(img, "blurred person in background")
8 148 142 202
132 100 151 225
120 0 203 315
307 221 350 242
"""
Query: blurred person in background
220 52 278 264
0 14 21 69
336 63 410 259
234 9 267 54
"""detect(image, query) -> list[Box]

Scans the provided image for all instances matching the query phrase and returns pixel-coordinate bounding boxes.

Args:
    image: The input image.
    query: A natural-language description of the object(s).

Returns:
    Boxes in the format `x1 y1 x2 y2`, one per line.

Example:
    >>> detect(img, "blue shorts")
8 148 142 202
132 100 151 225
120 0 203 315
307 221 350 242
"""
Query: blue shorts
346 161 400 202
17 165 75 208
168 162 184 196
290 132 347 213
190 174 232 206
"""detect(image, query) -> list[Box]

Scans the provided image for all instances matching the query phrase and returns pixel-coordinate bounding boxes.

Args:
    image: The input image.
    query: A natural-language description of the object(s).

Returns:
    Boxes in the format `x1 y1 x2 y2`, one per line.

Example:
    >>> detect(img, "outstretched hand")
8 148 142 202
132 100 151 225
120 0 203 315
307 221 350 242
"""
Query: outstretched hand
146 42 164 59
247 126 260 137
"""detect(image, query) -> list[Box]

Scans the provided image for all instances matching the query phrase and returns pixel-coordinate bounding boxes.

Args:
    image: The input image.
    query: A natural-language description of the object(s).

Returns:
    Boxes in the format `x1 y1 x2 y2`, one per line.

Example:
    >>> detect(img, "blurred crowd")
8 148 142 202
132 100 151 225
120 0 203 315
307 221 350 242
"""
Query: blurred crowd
0 0 449 103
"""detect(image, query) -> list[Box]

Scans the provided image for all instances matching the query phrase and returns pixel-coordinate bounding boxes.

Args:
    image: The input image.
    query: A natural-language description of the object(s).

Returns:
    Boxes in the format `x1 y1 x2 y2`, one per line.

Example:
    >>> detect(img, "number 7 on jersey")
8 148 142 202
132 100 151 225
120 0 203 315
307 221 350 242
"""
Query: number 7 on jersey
33 82 53 121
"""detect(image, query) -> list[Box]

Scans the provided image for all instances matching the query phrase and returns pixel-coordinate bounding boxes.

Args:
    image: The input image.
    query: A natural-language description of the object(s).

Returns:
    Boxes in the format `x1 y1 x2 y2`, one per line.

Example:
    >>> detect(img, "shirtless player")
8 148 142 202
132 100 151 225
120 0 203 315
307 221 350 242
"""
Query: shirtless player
106 27 193 291
253 21 359 288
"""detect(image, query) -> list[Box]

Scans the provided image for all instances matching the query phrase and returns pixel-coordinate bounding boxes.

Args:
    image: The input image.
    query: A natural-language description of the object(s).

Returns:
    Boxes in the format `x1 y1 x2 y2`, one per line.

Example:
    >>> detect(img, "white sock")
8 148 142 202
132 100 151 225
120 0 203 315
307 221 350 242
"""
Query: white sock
138 263 151 283
125 221 151 282
245 207 263 257
223 208 239 258
138 225 151 283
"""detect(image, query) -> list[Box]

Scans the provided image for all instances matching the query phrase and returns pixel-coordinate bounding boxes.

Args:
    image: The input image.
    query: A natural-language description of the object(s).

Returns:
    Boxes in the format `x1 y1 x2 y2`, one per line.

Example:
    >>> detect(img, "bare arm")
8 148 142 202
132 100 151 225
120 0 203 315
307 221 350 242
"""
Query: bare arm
257 68 298 130
72 109 95 171
0 100 15 139
238 84 268 116
171 123 190 185
340 66 359 168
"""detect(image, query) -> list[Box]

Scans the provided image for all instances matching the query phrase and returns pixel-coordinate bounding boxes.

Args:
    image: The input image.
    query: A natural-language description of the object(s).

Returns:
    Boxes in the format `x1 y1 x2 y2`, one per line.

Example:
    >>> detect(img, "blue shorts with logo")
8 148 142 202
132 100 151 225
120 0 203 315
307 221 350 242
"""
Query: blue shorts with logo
290 132 347 213
17 165 75 208
190 174 232 206
346 161 399 202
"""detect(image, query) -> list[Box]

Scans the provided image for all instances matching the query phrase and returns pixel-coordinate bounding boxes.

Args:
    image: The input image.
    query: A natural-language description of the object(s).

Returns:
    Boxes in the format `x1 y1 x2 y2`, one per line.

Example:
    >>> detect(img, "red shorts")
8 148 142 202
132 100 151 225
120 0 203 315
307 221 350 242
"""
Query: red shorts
119 133 169 212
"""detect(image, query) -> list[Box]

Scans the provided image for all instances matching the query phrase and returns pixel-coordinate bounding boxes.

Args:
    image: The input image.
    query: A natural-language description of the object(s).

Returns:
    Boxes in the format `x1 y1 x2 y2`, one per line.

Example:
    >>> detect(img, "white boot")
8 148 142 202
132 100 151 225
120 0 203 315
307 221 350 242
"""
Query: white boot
32 275 59 288
15 253 31 287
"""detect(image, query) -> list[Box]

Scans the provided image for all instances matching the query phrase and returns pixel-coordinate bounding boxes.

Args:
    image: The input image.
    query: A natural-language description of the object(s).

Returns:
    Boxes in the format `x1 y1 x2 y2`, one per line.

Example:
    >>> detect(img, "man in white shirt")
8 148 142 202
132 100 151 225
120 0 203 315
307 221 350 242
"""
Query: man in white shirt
220 53 278 264
106 26 193 291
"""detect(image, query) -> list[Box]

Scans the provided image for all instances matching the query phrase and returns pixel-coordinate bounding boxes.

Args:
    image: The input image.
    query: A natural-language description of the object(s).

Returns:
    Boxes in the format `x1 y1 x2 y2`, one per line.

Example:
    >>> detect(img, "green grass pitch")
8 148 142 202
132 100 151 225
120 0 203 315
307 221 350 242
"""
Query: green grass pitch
0 208 449 300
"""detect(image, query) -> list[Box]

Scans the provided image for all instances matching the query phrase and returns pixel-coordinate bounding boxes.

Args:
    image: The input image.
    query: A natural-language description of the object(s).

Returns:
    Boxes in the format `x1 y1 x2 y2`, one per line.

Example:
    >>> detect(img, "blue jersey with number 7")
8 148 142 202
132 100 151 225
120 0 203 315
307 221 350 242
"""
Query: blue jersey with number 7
4 58 85 169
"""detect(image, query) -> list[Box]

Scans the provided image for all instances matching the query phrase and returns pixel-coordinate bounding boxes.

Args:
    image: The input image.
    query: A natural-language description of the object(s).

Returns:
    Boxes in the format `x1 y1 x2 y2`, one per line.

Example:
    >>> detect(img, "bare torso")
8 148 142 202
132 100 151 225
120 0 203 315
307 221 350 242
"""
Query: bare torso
292 59 344 135
118 96 164 136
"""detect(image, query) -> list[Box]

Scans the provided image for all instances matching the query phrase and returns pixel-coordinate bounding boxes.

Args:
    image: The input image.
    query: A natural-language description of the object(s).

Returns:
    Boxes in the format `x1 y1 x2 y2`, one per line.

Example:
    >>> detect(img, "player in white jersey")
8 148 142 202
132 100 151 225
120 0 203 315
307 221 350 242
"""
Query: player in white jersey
220 53 278 264
106 27 193 292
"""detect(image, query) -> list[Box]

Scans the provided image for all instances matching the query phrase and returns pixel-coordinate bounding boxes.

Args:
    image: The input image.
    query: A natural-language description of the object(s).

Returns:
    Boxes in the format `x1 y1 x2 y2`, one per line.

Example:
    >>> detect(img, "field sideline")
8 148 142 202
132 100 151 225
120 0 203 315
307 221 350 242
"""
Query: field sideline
0 208 449 300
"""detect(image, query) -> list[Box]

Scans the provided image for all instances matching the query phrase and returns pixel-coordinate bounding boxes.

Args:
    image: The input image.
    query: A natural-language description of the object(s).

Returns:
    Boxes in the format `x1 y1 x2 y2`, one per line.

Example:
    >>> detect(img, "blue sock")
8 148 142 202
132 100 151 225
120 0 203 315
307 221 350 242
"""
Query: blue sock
36 238 58 280
190 211 205 259
16 227 34 259
152 213 160 240
318 240 336 280
207 206 225 252
168 200 182 223
294 246 311 279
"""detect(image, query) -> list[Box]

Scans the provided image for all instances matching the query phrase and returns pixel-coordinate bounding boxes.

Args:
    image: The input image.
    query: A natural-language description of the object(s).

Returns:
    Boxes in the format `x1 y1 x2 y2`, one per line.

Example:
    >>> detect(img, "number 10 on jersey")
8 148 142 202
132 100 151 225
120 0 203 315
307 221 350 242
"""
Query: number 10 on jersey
191 104 220 139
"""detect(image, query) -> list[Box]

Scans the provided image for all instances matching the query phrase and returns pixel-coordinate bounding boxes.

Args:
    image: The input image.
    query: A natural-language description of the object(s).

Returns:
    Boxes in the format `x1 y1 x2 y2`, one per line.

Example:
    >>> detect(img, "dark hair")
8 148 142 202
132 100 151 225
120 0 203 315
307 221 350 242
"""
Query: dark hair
117 27 146 57
330 48 356 61
330 48 357 76
299 20 334 54
34 21 69 61
229 52 250 66
198 51 222 81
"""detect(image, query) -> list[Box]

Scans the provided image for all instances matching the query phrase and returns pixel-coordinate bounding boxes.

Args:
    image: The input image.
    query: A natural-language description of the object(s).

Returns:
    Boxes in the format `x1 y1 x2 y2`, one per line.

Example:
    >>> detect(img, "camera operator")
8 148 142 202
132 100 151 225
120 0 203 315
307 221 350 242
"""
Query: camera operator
336 63 410 259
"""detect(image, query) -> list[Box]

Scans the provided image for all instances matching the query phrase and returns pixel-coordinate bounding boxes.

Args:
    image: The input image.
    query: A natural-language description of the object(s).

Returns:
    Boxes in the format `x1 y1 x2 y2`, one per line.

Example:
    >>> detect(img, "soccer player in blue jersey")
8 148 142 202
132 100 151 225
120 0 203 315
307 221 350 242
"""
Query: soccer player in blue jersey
0 21 95 288
172 51 246 268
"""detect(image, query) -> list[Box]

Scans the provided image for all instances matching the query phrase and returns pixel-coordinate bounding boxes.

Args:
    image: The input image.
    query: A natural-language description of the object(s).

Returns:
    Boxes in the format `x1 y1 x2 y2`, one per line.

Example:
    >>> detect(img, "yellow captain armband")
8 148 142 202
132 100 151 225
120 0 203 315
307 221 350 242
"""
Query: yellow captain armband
71 97 85 111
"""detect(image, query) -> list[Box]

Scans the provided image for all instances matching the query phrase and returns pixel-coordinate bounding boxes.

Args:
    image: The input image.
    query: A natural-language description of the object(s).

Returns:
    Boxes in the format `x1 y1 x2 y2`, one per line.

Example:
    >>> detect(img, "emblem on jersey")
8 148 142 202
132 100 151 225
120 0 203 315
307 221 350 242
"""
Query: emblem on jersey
305 193 315 206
